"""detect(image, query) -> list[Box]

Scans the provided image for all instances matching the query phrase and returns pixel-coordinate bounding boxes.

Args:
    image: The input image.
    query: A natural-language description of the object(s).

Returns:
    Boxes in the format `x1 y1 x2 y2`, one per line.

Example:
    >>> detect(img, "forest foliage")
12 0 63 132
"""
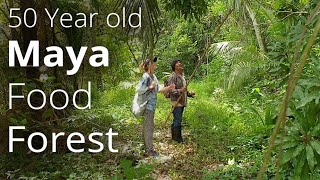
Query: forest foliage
0 0 320 179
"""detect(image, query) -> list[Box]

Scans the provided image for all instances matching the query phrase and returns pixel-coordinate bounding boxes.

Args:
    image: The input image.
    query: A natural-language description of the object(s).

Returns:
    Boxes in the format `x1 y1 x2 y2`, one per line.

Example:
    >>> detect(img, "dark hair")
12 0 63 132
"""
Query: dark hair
171 60 181 71
140 57 157 72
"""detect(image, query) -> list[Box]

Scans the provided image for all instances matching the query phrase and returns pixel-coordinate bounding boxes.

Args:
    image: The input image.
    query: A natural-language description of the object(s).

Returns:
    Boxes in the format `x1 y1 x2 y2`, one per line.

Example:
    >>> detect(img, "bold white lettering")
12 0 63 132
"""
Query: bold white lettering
9 8 22 28
44 46 63 67
66 47 87 75
106 13 120 28
89 47 109 67
122 7 126 27
90 13 98 27
9 40 39 67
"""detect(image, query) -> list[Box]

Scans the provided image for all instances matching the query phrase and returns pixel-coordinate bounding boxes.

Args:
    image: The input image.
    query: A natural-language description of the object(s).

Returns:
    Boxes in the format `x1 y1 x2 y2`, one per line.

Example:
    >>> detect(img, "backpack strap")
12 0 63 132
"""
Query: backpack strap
141 73 152 96
145 74 157 95
146 75 151 87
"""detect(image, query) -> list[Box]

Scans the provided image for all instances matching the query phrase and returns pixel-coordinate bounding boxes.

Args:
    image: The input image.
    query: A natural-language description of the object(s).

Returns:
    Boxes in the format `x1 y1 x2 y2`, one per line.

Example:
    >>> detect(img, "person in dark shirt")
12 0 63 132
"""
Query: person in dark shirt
168 60 195 143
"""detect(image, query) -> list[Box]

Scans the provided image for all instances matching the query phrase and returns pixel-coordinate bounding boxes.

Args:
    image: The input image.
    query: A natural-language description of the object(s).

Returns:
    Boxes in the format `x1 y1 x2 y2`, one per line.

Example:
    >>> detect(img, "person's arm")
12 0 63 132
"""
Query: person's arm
168 76 183 95
136 75 153 95
159 84 175 93
171 86 186 95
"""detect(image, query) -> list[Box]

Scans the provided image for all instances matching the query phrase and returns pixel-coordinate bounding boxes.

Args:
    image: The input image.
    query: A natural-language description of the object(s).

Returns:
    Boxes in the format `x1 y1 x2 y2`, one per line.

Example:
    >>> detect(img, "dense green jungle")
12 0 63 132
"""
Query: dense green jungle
0 0 320 179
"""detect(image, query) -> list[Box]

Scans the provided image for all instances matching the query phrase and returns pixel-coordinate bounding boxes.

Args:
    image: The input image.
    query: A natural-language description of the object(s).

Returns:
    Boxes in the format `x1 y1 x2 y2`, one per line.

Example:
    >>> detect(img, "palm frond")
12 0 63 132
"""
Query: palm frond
226 48 271 90
115 0 161 57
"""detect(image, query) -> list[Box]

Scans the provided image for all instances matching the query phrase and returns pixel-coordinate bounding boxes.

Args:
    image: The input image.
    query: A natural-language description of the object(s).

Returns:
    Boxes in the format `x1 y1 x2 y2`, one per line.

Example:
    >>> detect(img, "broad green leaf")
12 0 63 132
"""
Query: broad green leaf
282 148 296 164
120 159 135 179
310 141 320 155
294 153 306 176
120 159 132 170
282 141 299 149
265 105 275 125
275 136 295 145
246 106 263 122
306 145 315 171
289 107 304 123
311 124 320 136
298 79 320 89
135 164 153 178
296 95 317 109
124 169 134 180
301 162 311 180
292 144 305 158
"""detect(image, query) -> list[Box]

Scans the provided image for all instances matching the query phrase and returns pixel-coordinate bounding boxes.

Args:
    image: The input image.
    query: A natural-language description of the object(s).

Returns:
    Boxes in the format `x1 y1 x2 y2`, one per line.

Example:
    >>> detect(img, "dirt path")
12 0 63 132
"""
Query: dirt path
118 124 223 180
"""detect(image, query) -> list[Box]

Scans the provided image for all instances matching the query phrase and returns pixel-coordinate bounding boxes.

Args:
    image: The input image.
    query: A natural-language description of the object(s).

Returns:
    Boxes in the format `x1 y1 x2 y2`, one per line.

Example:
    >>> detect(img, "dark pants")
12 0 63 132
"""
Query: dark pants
171 107 184 129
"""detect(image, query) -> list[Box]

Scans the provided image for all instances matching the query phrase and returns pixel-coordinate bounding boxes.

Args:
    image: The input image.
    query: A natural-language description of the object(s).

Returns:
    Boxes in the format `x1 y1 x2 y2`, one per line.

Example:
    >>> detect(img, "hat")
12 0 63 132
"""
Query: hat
153 56 158 63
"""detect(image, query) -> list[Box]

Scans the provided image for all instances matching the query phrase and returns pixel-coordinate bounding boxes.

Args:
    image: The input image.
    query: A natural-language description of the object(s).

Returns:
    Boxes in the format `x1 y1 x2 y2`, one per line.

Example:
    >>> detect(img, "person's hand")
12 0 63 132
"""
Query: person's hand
169 84 175 90
189 91 196 97
180 87 187 93
149 81 156 90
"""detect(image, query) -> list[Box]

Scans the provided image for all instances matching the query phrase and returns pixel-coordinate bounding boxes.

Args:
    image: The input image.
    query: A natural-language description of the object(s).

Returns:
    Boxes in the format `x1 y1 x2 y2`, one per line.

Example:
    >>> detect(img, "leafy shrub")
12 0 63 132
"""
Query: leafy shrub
276 75 320 178
112 159 153 180
203 146 277 179
276 99 320 178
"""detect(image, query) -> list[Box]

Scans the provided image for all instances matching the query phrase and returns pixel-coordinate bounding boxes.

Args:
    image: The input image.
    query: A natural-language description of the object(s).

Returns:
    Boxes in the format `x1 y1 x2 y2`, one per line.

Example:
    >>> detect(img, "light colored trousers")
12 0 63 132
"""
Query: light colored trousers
143 109 154 151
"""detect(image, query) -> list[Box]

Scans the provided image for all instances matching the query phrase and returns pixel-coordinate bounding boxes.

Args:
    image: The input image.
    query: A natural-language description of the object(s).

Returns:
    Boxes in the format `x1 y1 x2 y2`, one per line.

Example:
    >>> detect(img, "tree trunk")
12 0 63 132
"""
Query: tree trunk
245 5 266 53
20 0 39 80
37 0 48 59
0 116 8 154
8 0 18 40
0 68 8 154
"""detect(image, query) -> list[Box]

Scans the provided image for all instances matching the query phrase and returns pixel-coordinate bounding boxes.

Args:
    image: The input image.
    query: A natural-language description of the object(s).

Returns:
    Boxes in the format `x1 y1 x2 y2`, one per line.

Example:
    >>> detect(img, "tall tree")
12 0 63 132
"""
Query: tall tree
20 0 39 80
245 4 266 53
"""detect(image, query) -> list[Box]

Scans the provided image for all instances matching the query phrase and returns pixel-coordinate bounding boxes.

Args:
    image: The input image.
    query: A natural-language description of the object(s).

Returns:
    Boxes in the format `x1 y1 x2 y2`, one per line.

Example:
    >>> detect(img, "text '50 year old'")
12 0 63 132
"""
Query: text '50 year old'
9 7 141 29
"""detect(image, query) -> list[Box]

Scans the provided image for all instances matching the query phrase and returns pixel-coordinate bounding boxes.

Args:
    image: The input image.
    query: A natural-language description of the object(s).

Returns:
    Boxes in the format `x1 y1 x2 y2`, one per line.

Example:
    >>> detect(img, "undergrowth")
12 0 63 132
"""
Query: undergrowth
1 78 278 179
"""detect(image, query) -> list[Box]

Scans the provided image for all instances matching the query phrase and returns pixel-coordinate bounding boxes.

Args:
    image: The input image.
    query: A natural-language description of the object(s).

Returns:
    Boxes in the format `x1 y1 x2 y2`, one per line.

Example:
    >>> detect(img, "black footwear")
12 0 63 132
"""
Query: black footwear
172 128 184 143
171 127 177 141
145 149 158 157
176 128 184 143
